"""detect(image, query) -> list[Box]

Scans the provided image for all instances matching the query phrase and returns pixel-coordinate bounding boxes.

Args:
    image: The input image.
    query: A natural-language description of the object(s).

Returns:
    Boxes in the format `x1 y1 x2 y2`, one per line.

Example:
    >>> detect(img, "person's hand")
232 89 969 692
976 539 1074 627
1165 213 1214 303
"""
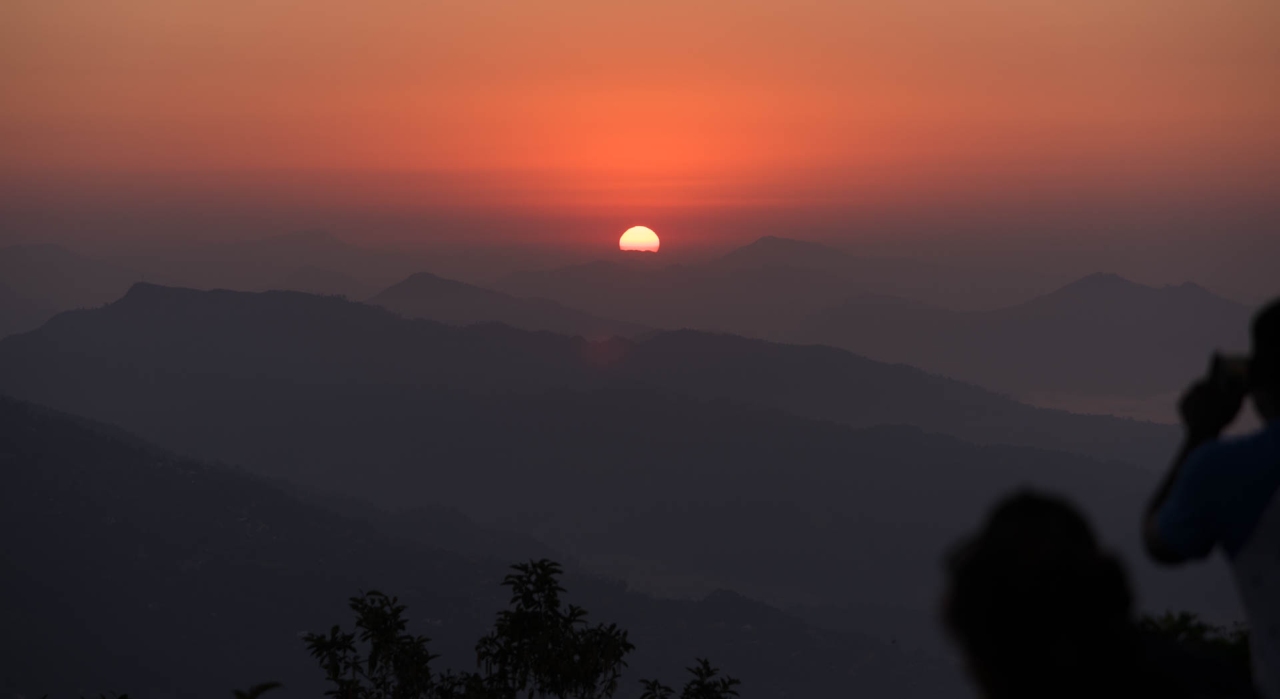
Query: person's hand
1178 379 1245 440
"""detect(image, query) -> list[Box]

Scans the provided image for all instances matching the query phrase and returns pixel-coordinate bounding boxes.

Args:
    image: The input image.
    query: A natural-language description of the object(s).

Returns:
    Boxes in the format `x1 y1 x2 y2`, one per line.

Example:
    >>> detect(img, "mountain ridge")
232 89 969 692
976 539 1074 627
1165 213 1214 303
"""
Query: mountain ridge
3 282 1176 467
0 286 1234 657
370 271 646 338
796 271 1252 398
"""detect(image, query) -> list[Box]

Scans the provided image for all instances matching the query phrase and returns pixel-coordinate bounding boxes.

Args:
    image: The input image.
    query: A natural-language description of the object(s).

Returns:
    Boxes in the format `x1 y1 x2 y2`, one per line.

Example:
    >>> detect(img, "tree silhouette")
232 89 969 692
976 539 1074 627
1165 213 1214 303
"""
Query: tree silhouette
1139 611 1250 669
305 591 438 699
639 660 740 699
305 559 739 699
474 560 633 699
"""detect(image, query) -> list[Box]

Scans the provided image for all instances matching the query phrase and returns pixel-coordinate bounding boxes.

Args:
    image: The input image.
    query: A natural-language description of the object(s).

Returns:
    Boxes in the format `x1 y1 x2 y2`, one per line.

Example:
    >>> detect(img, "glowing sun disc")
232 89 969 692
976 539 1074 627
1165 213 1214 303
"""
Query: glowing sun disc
620 226 660 252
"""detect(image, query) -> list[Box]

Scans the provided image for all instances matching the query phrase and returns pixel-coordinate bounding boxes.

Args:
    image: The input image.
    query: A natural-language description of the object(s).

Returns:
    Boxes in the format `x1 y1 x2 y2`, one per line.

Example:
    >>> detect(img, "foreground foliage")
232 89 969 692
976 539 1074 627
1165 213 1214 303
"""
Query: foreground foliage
305 559 739 699
1139 611 1251 668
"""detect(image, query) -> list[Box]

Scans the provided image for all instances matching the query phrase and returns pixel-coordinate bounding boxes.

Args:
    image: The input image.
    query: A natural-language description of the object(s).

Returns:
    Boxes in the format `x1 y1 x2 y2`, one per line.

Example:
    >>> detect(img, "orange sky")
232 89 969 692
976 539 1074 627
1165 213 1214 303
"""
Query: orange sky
2 0 1279 218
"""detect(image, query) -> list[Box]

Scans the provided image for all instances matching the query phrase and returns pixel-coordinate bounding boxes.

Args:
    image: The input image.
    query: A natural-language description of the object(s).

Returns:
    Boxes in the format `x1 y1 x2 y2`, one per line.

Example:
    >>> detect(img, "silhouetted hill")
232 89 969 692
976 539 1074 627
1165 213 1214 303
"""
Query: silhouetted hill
371 272 646 338
1018 273 1236 321
0 239 387 326
791 273 1252 398
496 251 869 332
0 283 1174 466
709 235 853 271
0 285 1232 653
617 329 1176 466
0 396 956 698
496 240 1254 400
495 236 1069 332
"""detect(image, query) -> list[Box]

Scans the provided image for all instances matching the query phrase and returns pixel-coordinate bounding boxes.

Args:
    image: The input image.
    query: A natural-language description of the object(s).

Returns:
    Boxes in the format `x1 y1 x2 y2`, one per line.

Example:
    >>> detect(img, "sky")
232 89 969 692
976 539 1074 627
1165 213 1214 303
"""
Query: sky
2 0 1278 269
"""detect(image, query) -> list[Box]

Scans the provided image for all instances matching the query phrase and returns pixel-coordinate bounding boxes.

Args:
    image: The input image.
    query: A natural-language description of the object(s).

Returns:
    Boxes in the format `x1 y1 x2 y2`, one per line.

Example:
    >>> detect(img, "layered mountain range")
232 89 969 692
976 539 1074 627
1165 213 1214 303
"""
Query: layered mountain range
0 284 1235 660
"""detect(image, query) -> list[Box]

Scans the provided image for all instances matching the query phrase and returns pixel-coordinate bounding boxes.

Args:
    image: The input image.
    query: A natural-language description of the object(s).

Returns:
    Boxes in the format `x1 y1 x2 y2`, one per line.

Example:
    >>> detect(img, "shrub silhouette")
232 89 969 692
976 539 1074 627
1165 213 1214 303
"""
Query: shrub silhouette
638 660 740 699
305 559 738 699
1139 611 1250 669
305 590 439 699
473 560 634 699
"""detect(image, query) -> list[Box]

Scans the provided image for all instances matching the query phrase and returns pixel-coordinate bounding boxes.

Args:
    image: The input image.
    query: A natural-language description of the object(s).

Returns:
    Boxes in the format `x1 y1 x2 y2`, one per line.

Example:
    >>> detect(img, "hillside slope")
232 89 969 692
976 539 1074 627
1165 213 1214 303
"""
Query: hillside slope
0 396 952 698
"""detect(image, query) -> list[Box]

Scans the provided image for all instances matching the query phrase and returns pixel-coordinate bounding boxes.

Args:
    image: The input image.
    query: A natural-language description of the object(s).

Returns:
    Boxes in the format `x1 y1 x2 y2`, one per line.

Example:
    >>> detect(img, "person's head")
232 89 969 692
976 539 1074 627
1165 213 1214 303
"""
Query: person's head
943 491 1135 698
1251 299 1280 420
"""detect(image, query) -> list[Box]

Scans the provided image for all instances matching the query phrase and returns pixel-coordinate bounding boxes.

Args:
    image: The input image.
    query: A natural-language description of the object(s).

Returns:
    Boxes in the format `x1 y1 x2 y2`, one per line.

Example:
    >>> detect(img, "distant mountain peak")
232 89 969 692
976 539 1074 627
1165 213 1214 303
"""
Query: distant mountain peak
106 283 211 318
1045 273 1236 306
715 236 848 269
1035 273 1149 304
392 271 454 287
1013 272 1245 324
372 271 494 303
370 271 648 338
117 282 323 309
1164 280 1215 296
757 235 805 243
122 281 187 298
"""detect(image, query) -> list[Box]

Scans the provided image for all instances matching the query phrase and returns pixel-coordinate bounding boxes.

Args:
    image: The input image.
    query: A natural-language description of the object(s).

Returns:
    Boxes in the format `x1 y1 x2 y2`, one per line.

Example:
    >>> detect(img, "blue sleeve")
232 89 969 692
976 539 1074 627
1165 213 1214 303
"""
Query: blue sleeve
1155 442 1230 559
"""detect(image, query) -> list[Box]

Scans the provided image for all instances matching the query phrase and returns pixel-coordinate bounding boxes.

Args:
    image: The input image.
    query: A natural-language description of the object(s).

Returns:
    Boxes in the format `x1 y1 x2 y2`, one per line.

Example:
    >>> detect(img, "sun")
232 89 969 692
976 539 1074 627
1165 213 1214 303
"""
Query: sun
619 226 660 252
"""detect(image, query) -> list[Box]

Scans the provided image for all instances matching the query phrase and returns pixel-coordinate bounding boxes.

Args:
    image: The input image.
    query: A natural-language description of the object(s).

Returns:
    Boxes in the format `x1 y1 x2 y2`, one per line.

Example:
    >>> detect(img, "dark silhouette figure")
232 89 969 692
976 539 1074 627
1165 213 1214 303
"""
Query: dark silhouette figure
945 491 1259 698
943 492 1156 698
1146 299 1280 698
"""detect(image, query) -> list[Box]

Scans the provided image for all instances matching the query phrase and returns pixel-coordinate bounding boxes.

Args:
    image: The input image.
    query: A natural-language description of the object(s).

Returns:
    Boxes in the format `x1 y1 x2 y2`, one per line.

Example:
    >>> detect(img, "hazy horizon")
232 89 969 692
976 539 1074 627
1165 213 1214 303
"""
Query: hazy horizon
4 1 1279 304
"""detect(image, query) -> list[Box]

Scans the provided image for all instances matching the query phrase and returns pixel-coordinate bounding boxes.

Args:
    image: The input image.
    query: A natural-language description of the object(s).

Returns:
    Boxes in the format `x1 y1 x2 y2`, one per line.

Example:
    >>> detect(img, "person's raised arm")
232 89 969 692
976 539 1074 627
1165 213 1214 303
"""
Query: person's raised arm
1143 378 1245 564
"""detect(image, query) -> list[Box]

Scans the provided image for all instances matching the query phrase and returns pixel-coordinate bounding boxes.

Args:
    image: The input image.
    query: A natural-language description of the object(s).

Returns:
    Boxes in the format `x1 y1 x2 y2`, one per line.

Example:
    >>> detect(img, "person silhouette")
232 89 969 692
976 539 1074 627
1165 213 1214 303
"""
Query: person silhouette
944 491 1163 697
946 491 1258 698
1146 299 1280 698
